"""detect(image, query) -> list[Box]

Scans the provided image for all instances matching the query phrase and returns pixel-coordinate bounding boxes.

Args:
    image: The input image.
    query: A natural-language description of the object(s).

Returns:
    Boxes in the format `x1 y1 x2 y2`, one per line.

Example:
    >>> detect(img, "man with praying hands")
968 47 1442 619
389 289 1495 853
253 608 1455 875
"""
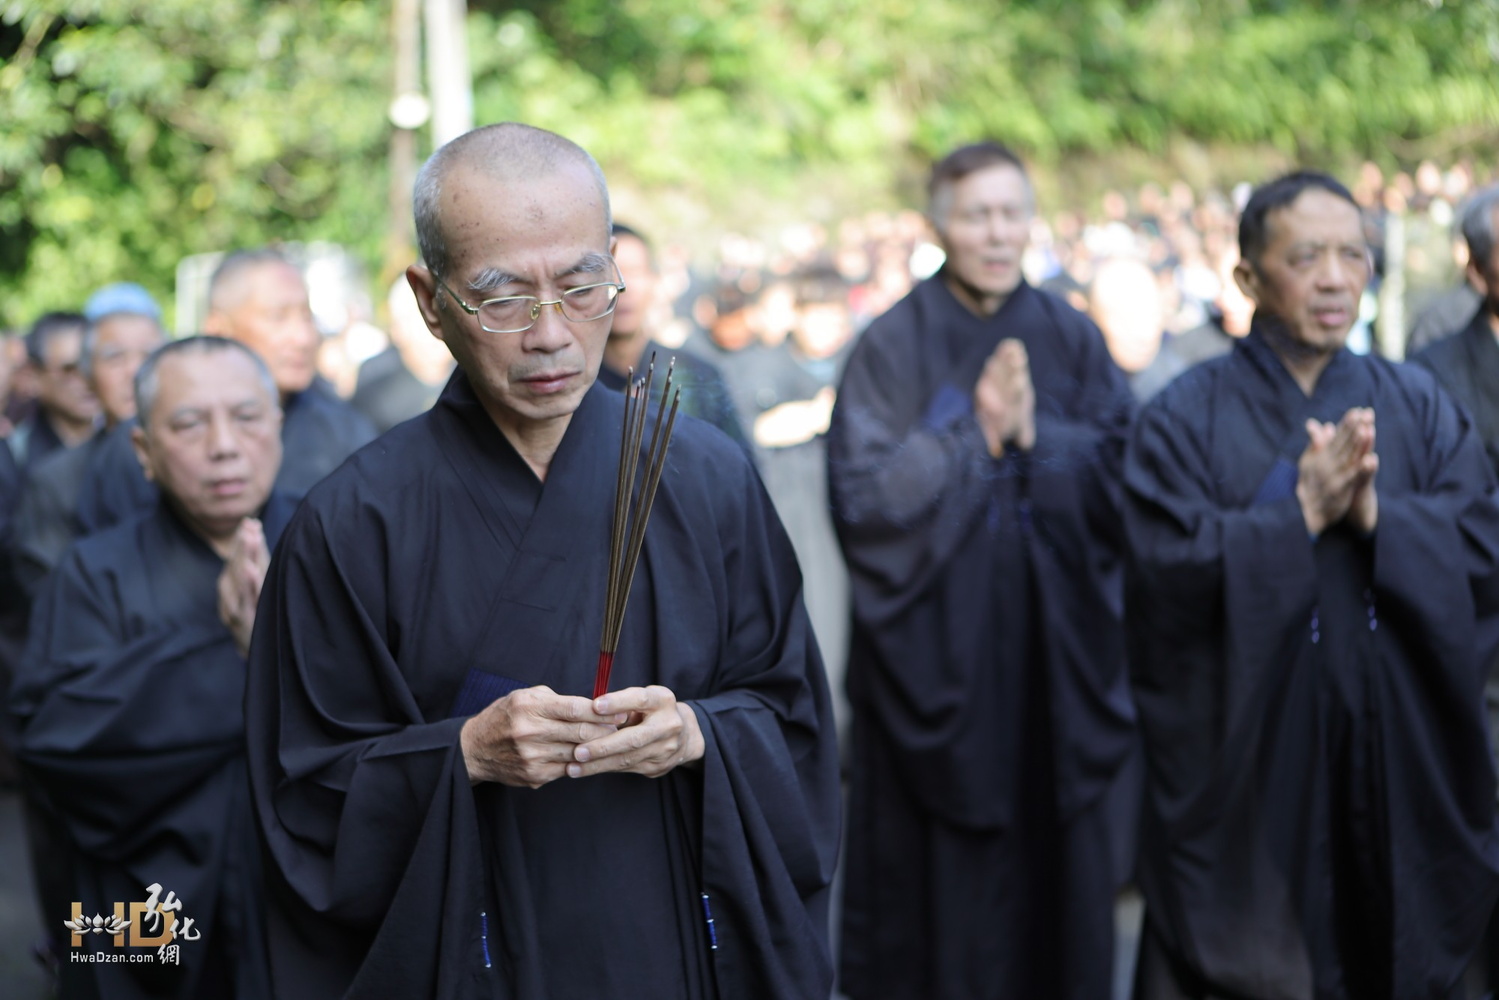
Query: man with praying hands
1126 171 1499 998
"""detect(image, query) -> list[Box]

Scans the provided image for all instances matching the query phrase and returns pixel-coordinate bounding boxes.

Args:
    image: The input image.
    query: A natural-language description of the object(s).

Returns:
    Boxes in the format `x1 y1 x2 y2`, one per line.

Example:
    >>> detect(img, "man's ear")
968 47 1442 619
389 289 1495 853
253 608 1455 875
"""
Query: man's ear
131 425 155 483
1233 256 1261 305
406 265 447 344
1467 258 1489 299
202 310 228 337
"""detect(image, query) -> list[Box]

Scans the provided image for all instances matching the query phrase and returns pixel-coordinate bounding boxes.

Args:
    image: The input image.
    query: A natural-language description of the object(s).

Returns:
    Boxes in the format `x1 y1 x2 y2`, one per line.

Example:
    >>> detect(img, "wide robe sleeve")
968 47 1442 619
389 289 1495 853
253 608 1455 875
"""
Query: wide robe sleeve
685 451 841 1000
1124 377 1328 994
826 319 1001 625
1365 381 1499 990
1124 374 1322 801
11 543 247 857
245 499 489 1000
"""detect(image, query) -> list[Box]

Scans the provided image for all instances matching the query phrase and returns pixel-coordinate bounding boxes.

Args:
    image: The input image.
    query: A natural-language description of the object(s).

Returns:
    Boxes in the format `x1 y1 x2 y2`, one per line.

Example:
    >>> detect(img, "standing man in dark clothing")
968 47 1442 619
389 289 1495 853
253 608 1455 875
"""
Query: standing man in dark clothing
351 277 455 433
8 313 98 471
1411 183 1499 994
751 267 853 733
13 284 165 595
2 287 163 797
828 142 1136 999
201 249 377 492
1126 171 1499 999
74 249 376 532
1413 184 1499 475
10 336 289 999
598 223 750 451
246 123 838 1000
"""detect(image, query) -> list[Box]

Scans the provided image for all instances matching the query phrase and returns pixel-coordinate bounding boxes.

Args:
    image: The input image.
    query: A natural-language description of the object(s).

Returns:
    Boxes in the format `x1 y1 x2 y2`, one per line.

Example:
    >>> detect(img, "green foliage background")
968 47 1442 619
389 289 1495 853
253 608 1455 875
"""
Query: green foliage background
2 0 1497 327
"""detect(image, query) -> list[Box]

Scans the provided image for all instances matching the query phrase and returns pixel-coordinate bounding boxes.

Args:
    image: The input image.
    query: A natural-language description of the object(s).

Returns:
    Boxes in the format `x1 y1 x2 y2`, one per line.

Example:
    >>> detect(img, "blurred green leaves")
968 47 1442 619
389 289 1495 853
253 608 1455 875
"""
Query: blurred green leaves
1 0 1496 327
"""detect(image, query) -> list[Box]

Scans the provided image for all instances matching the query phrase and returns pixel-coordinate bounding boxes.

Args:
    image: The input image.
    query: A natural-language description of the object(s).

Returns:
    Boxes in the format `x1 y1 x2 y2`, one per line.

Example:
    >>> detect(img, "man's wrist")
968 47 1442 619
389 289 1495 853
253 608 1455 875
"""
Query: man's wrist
676 702 706 769
1296 485 1326 537
459 717 486 786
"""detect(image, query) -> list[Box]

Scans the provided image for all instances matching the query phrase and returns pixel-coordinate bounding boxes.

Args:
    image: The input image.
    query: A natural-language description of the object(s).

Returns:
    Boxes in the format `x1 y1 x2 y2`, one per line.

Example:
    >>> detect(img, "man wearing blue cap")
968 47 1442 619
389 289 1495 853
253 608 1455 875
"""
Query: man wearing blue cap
12 284 165 594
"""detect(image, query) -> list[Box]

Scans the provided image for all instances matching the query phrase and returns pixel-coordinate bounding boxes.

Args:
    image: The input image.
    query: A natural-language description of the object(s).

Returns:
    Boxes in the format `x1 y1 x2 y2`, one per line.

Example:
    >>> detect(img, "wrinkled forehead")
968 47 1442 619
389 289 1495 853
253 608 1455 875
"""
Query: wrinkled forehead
152 350 276 413
246 262 310 303
439 163 610 275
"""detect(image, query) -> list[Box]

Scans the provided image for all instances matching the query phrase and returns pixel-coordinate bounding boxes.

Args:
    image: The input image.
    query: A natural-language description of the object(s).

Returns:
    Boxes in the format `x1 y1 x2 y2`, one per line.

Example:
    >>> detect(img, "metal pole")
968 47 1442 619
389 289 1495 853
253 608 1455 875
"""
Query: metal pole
424 0 473 147
384 0 423 283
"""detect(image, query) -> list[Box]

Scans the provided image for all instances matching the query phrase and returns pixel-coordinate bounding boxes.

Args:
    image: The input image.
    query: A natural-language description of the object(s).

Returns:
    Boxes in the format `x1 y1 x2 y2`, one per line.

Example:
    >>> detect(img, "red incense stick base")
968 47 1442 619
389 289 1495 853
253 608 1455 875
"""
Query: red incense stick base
593 650 615 700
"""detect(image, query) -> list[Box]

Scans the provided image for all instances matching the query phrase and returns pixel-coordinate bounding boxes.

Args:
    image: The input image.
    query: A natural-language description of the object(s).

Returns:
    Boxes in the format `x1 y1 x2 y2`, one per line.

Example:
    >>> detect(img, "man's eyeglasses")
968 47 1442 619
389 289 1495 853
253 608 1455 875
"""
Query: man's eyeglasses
437 265 626 334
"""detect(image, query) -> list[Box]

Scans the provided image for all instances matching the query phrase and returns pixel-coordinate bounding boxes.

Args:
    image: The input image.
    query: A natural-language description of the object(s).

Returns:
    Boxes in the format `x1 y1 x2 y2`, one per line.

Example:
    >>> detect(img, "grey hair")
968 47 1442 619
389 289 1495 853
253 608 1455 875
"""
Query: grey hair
1461 184 1499 270
134 336 279 430
412 122 613 281
208 248 298 312
926 141 1034 237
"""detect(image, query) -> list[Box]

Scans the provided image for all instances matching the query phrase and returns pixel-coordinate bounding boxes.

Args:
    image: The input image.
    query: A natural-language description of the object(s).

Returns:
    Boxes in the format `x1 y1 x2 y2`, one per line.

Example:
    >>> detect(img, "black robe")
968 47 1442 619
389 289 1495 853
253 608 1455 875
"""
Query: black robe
9 409 72 471
0 440 26 780
1125 326 1499 999
1412 306 1499 478
351 346 449 434
13 429 107 598
74 382 375 534
8 494 298 999
827 274 1136 999
245 370 840 1000
1407 284 1483 356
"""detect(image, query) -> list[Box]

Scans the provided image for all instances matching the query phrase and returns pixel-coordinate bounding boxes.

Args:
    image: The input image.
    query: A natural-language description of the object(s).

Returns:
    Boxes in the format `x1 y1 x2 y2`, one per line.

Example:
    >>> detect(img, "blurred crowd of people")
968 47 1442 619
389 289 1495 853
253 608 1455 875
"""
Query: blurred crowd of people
1 139 1497 999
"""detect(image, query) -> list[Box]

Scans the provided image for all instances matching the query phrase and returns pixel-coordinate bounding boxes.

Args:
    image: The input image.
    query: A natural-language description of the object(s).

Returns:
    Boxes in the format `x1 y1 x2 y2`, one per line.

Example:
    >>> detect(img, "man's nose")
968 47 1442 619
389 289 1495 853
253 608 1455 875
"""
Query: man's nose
1317 253 1353 290
522 300 574 352
207 412 241 458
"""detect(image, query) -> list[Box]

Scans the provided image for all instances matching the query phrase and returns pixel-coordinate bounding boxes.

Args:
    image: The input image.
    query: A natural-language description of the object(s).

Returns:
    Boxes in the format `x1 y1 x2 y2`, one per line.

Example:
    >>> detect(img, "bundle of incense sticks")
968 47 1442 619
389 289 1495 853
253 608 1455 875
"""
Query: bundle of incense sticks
595 355 682 699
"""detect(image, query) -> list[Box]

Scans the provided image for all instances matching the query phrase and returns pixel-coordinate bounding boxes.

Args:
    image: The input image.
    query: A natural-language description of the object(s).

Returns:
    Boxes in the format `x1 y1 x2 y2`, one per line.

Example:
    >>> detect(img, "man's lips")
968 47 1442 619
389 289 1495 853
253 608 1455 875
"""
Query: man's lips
517 370 579 394
1311 305 1351 328
207 477 248 498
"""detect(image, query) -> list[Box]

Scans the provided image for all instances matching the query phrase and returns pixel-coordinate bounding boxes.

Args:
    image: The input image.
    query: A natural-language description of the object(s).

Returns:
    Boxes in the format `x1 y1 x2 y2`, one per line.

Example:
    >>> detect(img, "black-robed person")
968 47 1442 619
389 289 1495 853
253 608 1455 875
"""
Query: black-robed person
8 312 98 471
14 284 165 597
1126 171 1499 999
10 336 292 998
828 141 1137 1000
245 123 839 1000
1412 182 1499 994
350 276 456 433
75 249 375 533
1413 184 1499 477
597 222 751 453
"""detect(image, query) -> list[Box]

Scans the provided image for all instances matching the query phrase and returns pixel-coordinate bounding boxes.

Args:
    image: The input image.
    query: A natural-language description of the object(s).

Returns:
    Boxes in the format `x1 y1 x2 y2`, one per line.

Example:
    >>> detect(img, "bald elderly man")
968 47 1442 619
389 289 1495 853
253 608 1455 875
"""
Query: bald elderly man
245 123 839 1000
74 250 375 534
